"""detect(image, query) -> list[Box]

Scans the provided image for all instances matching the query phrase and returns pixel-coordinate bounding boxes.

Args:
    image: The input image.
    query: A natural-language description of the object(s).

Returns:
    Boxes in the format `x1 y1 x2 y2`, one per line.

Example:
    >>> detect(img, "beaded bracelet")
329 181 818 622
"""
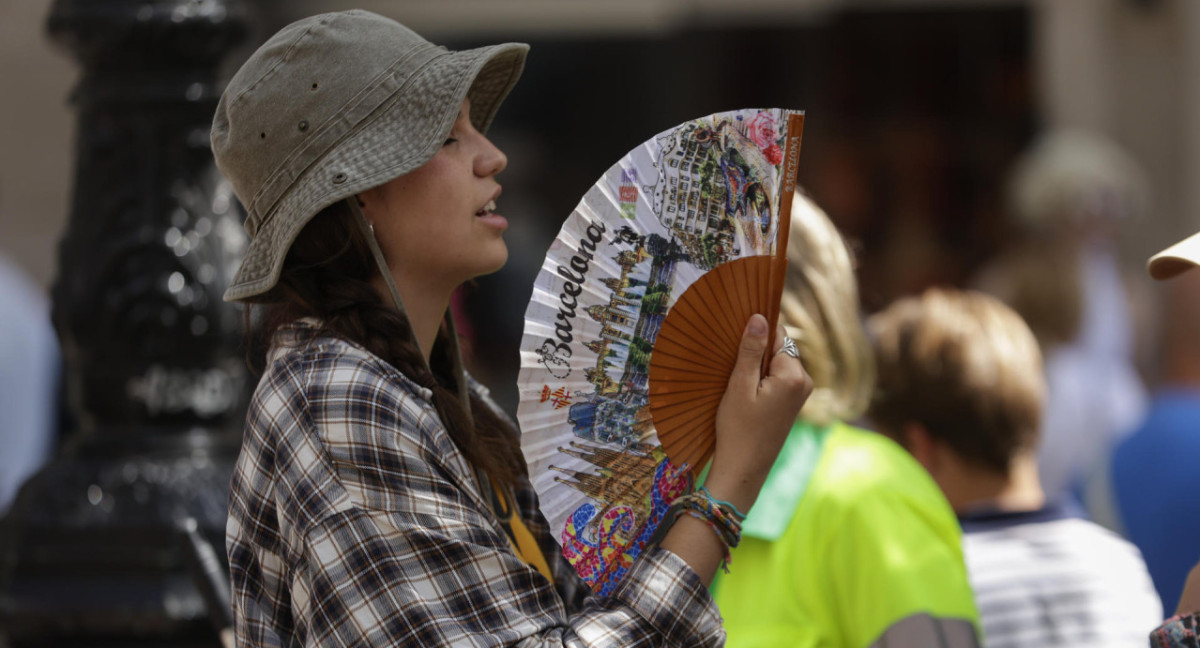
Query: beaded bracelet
697 485 748 522
647 489 744 573
680 508 733 570
676 491 742 548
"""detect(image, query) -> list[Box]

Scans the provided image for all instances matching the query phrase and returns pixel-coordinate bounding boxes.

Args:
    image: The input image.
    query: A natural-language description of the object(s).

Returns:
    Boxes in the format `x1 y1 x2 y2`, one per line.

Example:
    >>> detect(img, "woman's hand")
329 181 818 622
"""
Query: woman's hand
658 313 811 586
705 314 813 516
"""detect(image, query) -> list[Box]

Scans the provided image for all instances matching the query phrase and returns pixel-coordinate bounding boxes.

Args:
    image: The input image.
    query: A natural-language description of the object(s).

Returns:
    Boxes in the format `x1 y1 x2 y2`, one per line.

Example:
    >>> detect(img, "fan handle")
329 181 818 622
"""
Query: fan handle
763 112 806 376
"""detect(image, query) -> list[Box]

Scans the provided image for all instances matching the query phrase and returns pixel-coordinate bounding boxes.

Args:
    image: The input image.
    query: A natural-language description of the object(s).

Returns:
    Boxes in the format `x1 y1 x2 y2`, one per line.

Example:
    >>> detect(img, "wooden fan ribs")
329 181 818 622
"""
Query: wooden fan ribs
662 408 719 471
650 335 736 376
665 294 729 349
649 255 772 475
689 275 740 344
727 255 753 332
649 111 805 477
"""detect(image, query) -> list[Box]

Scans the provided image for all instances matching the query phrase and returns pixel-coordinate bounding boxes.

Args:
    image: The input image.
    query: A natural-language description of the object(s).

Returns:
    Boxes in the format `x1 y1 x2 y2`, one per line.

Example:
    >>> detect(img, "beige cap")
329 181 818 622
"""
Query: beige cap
1148 231 1200 280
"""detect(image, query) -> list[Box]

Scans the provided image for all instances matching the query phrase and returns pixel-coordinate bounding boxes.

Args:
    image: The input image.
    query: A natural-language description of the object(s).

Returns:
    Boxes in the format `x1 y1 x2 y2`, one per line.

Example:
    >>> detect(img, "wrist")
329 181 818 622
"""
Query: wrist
699 470 760 516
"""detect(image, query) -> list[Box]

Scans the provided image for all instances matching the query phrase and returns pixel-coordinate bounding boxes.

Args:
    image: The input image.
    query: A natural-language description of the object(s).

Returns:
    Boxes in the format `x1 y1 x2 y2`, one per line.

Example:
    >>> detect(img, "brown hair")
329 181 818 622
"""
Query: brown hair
251 201 526 489
867 288 1045 474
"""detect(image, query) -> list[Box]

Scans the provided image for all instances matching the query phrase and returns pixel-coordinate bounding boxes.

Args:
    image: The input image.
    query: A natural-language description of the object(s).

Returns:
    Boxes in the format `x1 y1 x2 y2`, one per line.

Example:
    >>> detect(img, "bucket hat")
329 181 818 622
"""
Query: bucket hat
212 9 528 303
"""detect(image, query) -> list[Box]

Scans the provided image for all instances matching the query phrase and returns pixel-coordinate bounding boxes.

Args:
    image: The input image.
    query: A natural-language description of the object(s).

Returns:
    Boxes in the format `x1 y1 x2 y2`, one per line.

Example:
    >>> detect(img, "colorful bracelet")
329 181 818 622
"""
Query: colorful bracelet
697 485 748 521
676 491 742 548
680 508 733 571
646 486 745 573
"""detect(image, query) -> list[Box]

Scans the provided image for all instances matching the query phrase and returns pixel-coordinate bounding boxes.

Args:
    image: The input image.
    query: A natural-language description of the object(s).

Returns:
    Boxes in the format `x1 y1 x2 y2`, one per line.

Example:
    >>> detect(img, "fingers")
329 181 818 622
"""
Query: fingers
771 323 786 355
766 324 814 397
729 316 812 404
766 324 796 375
728 314 769 397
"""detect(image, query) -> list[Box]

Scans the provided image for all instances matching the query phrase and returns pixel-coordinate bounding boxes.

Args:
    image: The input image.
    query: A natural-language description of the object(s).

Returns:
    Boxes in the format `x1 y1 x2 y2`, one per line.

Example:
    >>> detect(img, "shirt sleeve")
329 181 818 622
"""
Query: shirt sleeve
819 486 981 648
300 510 722 647
270 351 724 647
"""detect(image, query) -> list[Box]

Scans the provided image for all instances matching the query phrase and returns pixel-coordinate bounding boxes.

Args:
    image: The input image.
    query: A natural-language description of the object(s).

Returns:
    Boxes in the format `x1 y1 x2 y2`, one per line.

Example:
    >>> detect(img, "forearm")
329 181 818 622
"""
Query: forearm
658 515 729 588
658 469 760 588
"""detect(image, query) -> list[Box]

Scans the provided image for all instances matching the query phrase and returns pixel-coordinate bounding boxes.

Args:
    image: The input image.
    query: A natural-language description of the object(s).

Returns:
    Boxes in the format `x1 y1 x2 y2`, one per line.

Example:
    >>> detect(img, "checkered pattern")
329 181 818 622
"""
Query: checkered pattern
227 320 724 646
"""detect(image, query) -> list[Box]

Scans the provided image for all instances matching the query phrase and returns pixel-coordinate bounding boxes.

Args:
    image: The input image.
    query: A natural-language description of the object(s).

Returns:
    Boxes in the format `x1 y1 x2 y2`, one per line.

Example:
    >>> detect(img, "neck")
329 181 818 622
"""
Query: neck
371 271 454 364
951 451 1045 514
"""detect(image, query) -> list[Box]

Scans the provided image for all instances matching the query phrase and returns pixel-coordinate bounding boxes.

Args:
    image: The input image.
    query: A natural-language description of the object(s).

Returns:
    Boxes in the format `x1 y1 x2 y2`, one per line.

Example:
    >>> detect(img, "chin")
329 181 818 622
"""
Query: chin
471 244 509 278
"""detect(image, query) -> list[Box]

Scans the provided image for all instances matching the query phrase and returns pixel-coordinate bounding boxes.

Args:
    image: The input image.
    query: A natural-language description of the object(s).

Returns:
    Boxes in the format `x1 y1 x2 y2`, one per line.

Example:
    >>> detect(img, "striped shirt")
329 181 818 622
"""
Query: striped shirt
227 320 724 646
960 503 1162 648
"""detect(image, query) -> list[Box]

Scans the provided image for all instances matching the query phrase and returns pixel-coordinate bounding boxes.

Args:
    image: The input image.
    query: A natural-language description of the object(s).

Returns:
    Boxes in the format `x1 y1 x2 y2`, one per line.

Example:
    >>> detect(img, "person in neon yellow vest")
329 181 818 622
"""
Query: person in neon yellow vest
711 192 982 647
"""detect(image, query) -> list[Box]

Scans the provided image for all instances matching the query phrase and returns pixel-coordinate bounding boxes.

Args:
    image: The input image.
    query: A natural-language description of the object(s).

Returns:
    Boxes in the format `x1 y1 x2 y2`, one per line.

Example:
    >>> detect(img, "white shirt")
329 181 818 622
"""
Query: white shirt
962 506 1162 648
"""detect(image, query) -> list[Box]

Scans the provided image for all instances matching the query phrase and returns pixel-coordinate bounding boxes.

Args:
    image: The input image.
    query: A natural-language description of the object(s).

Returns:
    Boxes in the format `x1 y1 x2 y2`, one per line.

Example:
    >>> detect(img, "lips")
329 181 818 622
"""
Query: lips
476 187 503 217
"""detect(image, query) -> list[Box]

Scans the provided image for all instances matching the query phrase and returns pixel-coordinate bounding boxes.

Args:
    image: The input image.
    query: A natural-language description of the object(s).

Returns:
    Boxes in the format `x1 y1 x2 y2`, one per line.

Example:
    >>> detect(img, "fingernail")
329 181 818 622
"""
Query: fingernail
747 314 767 336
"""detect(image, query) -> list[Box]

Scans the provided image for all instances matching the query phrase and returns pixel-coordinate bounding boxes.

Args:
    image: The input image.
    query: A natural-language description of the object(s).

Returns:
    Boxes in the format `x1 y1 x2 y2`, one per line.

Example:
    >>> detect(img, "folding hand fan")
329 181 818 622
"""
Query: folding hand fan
517 108 804 595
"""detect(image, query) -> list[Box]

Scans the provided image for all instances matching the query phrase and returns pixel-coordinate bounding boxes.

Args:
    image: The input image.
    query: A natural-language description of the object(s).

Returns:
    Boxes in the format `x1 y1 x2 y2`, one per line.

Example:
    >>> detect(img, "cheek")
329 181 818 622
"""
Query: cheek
379 187 443 246
389 221 445 265
389 215 470 270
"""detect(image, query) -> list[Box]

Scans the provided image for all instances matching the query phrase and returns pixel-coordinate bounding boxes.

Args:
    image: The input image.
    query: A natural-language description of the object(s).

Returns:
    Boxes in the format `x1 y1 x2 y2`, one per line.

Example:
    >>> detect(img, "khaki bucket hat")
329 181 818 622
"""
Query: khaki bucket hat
212 9 528 303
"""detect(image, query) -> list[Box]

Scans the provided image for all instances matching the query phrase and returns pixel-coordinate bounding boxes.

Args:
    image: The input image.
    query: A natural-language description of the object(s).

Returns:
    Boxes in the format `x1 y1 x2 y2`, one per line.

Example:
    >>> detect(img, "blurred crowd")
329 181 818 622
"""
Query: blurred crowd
715 128 1200 647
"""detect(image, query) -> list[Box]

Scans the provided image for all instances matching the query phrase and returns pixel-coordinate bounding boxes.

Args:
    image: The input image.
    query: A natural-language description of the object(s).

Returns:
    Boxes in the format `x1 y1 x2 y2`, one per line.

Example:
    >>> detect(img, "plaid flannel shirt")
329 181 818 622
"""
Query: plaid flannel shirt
227 320 725 647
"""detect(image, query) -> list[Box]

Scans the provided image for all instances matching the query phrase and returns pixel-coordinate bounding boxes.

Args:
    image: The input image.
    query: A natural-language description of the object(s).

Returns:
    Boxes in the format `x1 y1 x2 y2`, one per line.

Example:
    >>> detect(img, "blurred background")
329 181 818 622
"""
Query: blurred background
1 0 1199 645
6 0 1197 403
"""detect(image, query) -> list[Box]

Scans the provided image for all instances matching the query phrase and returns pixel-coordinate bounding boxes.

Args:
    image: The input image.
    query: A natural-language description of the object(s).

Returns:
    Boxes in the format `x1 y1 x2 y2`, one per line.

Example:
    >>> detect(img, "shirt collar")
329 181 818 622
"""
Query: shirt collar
957 498 1083 534
740 420 833 541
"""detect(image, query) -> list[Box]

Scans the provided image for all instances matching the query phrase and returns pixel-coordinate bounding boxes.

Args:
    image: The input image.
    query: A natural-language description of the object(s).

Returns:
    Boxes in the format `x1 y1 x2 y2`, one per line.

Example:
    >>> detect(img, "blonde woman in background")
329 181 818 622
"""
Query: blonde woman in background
711 192 981 648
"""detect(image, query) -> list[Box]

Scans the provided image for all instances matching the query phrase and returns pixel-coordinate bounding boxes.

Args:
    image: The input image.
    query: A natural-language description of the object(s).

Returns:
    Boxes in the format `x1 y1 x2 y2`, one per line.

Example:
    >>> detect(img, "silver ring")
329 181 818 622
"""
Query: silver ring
778 336 799 358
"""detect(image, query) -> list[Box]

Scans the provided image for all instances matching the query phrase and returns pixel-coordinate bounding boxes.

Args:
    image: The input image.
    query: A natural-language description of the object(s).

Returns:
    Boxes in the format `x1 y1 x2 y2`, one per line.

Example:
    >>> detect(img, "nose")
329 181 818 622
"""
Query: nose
475 134 507 177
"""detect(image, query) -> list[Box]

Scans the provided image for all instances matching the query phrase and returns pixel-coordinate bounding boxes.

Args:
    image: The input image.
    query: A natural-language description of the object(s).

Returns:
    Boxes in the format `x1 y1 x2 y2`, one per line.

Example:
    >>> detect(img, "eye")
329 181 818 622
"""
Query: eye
443 136 458 147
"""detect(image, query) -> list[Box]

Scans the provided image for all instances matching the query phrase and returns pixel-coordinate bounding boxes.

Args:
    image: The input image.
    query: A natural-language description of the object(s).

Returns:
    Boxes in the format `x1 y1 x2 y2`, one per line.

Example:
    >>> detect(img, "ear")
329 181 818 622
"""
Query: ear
902 422 939 474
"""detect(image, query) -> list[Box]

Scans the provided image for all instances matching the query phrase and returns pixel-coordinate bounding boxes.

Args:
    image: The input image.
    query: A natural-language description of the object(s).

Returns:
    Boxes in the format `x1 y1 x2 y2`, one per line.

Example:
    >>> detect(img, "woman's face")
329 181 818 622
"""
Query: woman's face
363 98 510 291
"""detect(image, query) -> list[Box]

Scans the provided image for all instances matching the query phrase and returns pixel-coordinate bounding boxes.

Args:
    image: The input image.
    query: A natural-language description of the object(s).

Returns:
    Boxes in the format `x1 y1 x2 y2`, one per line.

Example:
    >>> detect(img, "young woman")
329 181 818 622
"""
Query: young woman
211 10 811 646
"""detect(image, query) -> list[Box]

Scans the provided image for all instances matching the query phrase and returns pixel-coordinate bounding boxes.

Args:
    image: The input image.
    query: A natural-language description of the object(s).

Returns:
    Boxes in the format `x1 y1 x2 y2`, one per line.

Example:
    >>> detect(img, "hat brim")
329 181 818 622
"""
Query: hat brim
1148 230 1200 280
224 41 528 303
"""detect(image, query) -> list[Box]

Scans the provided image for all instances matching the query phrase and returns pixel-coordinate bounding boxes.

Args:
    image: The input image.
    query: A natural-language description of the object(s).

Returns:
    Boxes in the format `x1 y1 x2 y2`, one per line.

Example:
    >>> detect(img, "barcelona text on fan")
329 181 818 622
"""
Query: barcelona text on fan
543 219 609 359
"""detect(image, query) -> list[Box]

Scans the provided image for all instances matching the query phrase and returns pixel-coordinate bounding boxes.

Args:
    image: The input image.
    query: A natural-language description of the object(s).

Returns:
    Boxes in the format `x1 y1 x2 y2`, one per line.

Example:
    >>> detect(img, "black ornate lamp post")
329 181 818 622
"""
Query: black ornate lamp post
0 1 251 646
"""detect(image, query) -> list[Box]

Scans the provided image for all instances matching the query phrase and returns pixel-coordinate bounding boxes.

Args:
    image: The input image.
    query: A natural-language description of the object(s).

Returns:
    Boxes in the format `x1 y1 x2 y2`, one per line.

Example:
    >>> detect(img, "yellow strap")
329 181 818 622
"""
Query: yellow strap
507 510 555 582
493 481 554 582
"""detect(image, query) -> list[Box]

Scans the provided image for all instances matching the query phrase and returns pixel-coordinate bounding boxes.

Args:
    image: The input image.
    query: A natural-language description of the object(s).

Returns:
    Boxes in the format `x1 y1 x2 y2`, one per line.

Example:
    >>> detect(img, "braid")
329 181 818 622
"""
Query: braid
256 202 527 489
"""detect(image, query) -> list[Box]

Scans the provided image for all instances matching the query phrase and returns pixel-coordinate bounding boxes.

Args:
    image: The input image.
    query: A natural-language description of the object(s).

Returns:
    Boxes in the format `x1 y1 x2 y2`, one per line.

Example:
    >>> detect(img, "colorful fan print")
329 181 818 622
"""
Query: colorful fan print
517 108 804 595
